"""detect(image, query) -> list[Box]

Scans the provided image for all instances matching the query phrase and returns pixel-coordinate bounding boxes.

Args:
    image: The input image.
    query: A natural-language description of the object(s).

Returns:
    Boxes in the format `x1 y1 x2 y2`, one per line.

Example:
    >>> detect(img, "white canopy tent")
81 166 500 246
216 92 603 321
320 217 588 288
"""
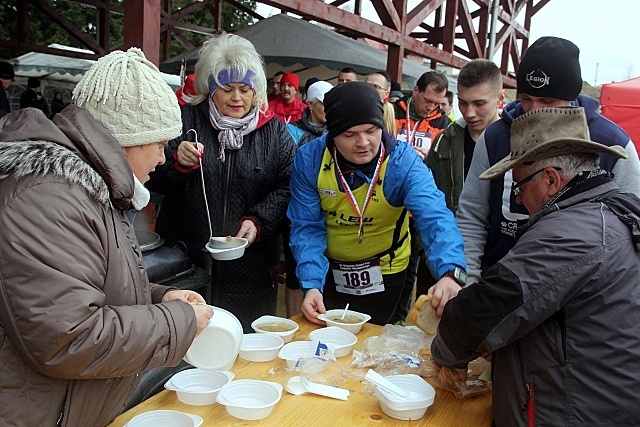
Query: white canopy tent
5 44 181 112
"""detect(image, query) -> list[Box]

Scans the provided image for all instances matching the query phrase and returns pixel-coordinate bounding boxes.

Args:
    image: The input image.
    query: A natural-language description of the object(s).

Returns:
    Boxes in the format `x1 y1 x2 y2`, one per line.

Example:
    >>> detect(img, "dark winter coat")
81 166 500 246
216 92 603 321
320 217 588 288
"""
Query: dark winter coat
0 85 10 118
50 97 68 118
433 178 640 426
147 102 297 330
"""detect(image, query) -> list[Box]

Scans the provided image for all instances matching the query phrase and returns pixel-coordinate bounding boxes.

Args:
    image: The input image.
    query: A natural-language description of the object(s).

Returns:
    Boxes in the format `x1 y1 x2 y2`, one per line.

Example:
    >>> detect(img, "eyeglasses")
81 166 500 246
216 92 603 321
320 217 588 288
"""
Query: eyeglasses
370 83 389 92
511 167 562 196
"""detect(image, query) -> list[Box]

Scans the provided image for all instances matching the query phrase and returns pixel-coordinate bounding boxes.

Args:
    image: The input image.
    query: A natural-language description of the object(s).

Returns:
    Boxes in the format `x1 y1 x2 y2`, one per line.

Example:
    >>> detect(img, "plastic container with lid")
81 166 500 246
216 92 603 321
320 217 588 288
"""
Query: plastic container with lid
373 374 436 420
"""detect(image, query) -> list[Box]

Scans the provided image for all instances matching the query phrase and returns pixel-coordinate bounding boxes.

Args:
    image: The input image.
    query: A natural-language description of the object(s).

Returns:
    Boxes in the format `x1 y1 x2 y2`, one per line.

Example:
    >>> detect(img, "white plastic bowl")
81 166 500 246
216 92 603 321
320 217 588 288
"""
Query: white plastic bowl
374 374 436 421
317 309 371 334
184 306 243 370
308 326 357 357
278 340 335 370
125 410 203 427
217 380 283 420
205 237 248 261
251 315 299 343
239 333 284 362
164 369 234 406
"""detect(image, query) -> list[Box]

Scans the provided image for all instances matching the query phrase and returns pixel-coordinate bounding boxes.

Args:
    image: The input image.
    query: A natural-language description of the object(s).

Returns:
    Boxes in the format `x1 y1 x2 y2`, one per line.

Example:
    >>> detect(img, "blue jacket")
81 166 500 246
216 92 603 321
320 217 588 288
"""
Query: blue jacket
287 131 466 292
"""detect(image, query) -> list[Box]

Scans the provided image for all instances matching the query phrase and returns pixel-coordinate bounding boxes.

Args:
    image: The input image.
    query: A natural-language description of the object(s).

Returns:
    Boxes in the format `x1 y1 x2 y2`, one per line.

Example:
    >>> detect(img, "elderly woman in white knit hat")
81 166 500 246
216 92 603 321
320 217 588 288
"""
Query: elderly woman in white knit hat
0 48 213 427
147 33 297 331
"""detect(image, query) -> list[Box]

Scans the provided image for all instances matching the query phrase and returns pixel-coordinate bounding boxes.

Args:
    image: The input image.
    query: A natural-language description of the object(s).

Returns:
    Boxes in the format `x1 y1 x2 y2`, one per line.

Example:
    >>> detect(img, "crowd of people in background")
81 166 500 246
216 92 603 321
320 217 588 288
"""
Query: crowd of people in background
1 30 639 427
0 64 70 120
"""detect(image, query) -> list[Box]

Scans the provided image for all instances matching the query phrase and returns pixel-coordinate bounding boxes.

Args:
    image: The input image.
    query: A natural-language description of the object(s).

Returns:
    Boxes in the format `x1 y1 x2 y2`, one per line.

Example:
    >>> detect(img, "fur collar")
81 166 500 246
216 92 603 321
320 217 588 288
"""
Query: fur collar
0 140 110 204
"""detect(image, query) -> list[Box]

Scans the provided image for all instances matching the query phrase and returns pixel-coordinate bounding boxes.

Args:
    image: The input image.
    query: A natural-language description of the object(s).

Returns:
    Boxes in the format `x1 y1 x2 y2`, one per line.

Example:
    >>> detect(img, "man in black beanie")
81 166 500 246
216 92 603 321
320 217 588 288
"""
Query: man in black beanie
456 36 640 285
0 61 14 118
287 81 466 325
20 76 41 109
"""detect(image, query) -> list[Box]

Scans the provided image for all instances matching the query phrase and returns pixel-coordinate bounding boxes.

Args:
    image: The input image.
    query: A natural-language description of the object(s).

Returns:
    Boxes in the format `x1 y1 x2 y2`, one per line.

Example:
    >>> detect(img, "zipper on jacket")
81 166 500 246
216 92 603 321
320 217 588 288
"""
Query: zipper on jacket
522 382 534 427
57 388 68 426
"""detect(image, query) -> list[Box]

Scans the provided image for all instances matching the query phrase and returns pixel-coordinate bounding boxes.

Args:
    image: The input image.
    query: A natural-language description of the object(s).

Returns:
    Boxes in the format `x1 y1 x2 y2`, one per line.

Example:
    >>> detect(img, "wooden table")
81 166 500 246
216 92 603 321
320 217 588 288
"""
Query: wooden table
108 315 492 426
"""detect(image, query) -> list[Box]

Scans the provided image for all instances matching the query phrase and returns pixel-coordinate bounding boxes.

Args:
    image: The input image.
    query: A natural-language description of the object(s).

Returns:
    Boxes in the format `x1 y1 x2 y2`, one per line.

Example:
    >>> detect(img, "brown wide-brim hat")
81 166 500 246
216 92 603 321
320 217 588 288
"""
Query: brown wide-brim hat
480 107 628 180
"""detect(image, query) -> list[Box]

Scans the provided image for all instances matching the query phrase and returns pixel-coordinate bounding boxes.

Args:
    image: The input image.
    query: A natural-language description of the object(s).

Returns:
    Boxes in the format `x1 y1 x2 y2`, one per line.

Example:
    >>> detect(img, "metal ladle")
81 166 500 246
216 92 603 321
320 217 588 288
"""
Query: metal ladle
187 129 235 250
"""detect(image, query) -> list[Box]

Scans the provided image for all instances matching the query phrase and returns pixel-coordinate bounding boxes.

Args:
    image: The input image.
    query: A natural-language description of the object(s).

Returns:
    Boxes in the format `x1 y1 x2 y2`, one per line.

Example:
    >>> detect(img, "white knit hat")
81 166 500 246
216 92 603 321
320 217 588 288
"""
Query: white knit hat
73 48 182 147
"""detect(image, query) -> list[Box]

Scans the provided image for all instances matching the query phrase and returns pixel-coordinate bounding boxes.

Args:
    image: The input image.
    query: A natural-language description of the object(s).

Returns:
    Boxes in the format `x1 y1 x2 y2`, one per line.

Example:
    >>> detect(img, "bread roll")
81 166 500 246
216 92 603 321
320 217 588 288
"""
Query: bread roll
409 294 440 335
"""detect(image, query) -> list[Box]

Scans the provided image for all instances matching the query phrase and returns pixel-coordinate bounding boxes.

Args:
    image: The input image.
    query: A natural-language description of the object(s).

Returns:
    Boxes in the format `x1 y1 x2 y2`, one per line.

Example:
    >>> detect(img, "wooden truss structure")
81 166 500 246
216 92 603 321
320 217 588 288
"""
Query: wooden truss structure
1 0 551 87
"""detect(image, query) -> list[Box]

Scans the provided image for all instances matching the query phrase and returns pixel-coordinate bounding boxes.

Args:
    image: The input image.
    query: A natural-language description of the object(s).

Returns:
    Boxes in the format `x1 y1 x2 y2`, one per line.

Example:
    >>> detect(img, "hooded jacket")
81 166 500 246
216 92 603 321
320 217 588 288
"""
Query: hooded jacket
0 107 195 427
147 101 296 330
456 95 640 283
432 178 640 426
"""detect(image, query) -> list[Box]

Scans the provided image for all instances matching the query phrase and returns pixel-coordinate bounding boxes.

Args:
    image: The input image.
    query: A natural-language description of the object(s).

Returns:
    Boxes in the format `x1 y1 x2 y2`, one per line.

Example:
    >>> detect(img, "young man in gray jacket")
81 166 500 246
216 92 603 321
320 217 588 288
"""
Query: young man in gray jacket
432 107 640 426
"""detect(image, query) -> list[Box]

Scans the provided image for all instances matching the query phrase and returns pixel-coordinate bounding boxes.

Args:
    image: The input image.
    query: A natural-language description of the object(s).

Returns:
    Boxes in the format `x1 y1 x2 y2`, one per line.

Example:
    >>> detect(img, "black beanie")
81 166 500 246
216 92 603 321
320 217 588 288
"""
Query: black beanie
0 61 14 80
516 37 582 101
325 81 384 139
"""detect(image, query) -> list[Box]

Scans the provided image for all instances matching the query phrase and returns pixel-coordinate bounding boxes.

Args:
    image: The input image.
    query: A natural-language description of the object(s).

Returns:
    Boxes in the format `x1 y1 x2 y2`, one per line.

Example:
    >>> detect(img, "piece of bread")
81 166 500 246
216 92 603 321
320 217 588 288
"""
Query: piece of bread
409 294 440 335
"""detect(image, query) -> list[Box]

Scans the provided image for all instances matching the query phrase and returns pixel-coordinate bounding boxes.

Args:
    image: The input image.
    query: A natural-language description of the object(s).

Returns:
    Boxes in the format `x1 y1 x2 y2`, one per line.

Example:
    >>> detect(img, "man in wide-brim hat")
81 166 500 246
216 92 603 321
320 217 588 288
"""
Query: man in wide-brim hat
480 106 627 214
431 106 640 426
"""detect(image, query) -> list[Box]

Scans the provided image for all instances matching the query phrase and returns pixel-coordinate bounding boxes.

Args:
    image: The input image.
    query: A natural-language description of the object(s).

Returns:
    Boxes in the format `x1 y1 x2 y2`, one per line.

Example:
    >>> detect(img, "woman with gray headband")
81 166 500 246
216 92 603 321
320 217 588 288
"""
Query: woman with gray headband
148 33 297 331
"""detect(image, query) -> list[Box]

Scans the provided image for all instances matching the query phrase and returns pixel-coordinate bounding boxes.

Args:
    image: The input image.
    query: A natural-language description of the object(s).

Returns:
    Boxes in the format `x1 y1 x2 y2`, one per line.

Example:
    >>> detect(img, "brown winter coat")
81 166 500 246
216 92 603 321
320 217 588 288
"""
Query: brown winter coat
0 107 196 427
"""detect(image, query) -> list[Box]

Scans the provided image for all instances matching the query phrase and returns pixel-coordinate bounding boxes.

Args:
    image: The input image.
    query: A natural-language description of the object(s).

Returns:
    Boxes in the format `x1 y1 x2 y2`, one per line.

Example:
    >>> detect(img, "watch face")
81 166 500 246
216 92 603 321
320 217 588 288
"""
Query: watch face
458 269 467 283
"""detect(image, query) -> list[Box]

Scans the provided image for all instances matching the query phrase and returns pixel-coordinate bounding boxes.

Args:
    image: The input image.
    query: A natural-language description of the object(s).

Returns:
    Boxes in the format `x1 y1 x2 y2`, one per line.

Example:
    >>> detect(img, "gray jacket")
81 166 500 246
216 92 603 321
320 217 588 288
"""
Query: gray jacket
0 107 195 427
432 178 640 426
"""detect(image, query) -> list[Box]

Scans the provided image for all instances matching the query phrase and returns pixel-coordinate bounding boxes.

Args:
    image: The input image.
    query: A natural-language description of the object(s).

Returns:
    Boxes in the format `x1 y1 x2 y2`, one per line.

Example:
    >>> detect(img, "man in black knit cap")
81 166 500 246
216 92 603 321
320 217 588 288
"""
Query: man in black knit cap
287 81 466 325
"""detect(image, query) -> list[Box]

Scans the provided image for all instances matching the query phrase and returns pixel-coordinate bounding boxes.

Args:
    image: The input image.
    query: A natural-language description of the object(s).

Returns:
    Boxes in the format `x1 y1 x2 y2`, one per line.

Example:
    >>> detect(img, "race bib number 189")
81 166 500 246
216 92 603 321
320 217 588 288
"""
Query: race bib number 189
330 259 384 295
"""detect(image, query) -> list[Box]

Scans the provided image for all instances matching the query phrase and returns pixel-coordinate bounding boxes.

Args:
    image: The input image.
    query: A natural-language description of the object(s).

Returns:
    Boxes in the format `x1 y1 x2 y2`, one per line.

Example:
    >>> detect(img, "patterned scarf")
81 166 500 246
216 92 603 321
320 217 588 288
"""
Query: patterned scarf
208 98 259 162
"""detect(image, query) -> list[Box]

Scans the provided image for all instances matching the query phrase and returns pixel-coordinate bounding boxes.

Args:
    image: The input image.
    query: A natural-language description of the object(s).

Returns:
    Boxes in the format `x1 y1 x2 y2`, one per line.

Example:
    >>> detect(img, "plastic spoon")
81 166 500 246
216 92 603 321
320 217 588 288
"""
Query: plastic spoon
286 376 349 401
365 369 421 400
341 303 350 320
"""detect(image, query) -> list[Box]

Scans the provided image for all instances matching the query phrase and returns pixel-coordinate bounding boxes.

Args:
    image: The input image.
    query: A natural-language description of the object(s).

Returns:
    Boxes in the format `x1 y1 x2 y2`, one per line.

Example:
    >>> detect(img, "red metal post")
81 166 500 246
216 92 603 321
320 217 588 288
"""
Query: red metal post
124 0 162 66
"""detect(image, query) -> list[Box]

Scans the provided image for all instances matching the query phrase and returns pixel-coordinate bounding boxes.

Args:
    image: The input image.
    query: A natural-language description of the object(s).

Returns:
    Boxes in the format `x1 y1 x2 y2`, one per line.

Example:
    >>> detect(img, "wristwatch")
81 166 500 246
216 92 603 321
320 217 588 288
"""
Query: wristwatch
444 267 467 287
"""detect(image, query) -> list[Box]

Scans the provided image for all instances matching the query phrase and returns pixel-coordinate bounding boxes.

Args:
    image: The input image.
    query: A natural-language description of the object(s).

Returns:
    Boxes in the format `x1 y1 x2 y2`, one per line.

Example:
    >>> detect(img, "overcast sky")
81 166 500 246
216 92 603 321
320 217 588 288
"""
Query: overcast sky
528 0 639 86
257 1 639 86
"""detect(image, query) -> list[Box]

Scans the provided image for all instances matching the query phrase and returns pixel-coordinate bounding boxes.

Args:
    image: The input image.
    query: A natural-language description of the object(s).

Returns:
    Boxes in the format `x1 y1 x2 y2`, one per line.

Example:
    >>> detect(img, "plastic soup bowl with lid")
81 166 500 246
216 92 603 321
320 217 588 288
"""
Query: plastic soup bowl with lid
373 374 436 420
